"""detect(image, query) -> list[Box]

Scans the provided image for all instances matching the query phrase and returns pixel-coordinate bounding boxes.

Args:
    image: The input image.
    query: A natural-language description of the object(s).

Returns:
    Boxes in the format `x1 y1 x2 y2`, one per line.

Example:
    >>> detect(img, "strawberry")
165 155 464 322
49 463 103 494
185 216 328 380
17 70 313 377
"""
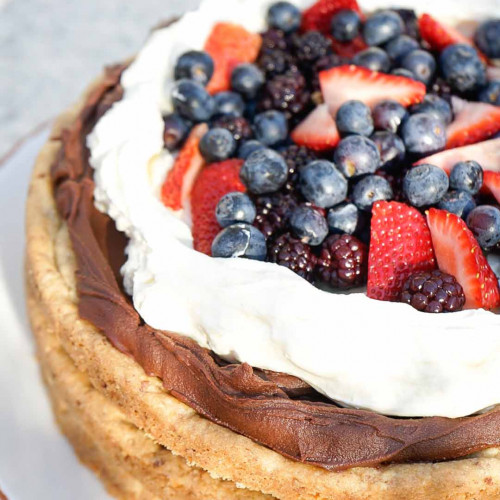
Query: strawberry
367 201 436 301
191 159 245 255
446 97 500 149
301 0 362 34
418 13 471 52
481 171 500 202
162 123 208 211
415 138 500 174
319 65 425 115
291 103 340 151
204 23 262 94
427 208 500 309
329 35 367 58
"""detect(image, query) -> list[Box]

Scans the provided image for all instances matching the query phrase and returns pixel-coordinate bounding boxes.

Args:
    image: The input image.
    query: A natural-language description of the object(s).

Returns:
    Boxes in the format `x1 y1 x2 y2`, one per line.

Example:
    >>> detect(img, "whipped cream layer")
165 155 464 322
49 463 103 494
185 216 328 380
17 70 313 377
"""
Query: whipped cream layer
88 0 500 418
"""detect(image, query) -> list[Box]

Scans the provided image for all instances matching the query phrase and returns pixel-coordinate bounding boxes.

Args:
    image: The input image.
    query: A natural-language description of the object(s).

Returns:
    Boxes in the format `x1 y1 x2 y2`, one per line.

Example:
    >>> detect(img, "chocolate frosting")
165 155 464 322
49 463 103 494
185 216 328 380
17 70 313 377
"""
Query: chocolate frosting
51 65 500 472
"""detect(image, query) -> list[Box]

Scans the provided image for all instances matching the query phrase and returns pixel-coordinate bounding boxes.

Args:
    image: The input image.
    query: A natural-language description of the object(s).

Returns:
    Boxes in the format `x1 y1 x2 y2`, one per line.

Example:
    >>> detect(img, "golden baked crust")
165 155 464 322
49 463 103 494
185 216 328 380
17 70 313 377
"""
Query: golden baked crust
25 74 500 500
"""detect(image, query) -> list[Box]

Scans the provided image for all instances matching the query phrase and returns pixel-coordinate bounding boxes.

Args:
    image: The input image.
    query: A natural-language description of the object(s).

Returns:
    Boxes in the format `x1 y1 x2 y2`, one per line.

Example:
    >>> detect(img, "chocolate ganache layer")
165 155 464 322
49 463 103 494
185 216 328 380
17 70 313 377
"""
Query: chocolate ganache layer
50 65 500 472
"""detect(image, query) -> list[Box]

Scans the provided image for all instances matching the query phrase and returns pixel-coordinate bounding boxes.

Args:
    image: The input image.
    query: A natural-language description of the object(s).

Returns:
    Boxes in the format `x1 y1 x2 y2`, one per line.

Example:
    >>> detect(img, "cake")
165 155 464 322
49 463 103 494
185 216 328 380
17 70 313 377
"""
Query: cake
26 0 500 498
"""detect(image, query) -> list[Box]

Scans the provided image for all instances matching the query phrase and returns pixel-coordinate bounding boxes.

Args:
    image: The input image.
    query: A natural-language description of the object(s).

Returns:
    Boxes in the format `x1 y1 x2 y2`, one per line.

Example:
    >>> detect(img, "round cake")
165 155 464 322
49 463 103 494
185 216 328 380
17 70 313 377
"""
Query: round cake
26 0 500 498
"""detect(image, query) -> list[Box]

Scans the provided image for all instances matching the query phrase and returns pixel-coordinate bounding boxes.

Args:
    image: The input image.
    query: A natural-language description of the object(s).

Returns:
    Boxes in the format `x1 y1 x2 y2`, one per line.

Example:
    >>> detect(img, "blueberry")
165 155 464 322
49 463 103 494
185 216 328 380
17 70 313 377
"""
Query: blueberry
290 206 329 245
333 135 381 178
163 113 190 151
327 202 360 234
363 10 405 46
474 19 500 59
403 164 449 207
171 79 215 122
238 140 265 159
401 50 436 86
449 160 483 195
410 94 453 125
385 35 419 64
253 110 288 146
299 160 348 208
174 50 214 85
212 223 267 260
352 175 393 211
391 68 415 79
440 44 487 94
370 131 405 170
240 148 288 194
437 190 476 219
401 113 446 155
330 9 361 42
267 2 301 33
352 47 391 73
372 100 408 133
466 205 500 249
215 192 257 227
231 63 265 99
335 100 374 137
478 81 500 106
213 91 246 117
199 128 236 163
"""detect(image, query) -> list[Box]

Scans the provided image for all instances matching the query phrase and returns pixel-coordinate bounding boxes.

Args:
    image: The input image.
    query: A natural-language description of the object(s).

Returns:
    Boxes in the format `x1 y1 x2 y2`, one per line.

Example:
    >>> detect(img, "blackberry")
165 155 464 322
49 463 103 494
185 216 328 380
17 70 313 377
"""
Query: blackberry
316 234 367 289
280 144 318 192
293 31 332 65
311 53 344 91
401 270 465 313
253 192 299 239
268 232 317 282
212 115 253 143
394 9 419 39
260 29 289 52
258 49 298 77
429 78 452 103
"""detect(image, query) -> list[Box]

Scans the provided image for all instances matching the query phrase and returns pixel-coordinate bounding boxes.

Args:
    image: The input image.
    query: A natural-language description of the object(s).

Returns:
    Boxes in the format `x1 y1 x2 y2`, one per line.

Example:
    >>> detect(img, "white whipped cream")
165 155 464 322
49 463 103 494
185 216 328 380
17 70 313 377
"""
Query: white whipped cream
88 0 500 418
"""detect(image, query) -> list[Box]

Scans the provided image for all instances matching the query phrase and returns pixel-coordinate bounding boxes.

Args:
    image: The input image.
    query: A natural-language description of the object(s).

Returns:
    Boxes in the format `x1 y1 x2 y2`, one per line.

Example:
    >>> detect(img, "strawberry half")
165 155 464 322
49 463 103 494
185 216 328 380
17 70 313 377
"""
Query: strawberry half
191 159 245 255
301 0 362 34
320 65 425 115
415 138 500 174
481 171 500 202
446 97 500 149
427 208 500 309
291 103 340 151
418 13 471 52
367 201 436 302
162 123 208 211
204 23 262 94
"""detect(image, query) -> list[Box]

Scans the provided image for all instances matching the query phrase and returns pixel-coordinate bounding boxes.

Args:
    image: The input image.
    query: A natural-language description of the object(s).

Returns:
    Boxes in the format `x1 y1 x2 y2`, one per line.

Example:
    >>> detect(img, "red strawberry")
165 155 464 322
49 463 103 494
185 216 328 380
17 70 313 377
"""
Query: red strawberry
415 138 500 174
319 65 425 115
162 123 208 210
291 103 340 151
427 208 500 309
191 159 245 255
367 201 436 301
301 0 362 34
204 23 262 94
446 97 500 149
329 35 367 58
418 13 471 52
481 171 500 202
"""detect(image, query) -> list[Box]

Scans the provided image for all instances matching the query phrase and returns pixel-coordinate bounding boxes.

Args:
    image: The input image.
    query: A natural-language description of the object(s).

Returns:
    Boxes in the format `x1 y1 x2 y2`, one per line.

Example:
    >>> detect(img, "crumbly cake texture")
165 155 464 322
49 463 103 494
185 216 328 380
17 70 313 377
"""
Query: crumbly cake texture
25 73 500 500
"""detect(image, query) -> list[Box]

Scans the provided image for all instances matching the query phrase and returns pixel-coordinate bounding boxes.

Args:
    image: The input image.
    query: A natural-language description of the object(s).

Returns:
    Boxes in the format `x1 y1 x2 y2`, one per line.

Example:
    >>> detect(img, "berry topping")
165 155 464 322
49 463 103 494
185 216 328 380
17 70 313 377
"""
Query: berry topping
329 35 368 58
474 19 500 59
216 192 256 227
352 47 391 73
171 79 215 122
213 91 246 117
401 270 465 313
174 50 214 85
290 205 329 245
212 115 253 143
267 2 302 34
212 223 267 260
401 113 446 155
238 140 265 160
330 9 361 42
301 0 362 35
253 110 289 146
449 160 483 194
162 123 208 210
199 128 237 163
327 202 360 234
478 81 500 106
411 94 453 126
334 135 380 178
204 23 262 94
191 159 245 255
316 234 367 288
252 192 299 239
363 10 405 47
268 232 317 281
394 8 419 39
293 31 333 64
280 144 318 191
231 63 265 99
372 100 408 133
400 49 436 87
367 201 436 301
482 171 500 204
403 164 449 207
335 99 374 136
466 205 500 249
240 148 288 194
258 48 299 78
163 113 191 152
385 35 419 65
437 190 476 219
418 13 472 53
353 174 393 211
427 208 500 309
371 131 406 170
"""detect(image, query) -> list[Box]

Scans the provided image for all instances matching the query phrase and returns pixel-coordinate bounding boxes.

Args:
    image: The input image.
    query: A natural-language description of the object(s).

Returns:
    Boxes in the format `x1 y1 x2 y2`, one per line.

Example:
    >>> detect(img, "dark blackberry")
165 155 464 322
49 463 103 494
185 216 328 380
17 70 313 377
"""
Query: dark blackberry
430 78 453 103
375 168 407 201
260 29 289 52
280 145 318 192
401 270 465 313
212 115 253 143
258 71 311 120
268 232 317 282
293 31 332 65
253 192 299 239
311 53 344 91
394 9 419 39
257 50 299 78
316 234 367 289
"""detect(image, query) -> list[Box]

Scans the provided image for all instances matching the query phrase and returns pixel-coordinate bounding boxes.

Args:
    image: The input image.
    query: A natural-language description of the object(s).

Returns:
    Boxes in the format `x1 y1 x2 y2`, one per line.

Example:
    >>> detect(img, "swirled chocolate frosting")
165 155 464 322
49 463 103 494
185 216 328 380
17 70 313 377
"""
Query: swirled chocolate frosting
50 65 500 471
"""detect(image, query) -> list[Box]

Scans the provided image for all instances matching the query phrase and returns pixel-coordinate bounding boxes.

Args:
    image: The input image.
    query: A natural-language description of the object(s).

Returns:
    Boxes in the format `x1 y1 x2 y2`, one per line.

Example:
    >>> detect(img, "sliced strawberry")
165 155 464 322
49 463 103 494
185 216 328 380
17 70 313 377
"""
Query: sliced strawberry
320 65 425 115
415 138 500 174
481 171 500 201
367 201 436 302
301 0 362 34
291 103 340 151
427 208 500 309
204 23 262 94
446 97 500 149
191 159 245 255
329 35 367 58
161 123 208 211
418 13 471 52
